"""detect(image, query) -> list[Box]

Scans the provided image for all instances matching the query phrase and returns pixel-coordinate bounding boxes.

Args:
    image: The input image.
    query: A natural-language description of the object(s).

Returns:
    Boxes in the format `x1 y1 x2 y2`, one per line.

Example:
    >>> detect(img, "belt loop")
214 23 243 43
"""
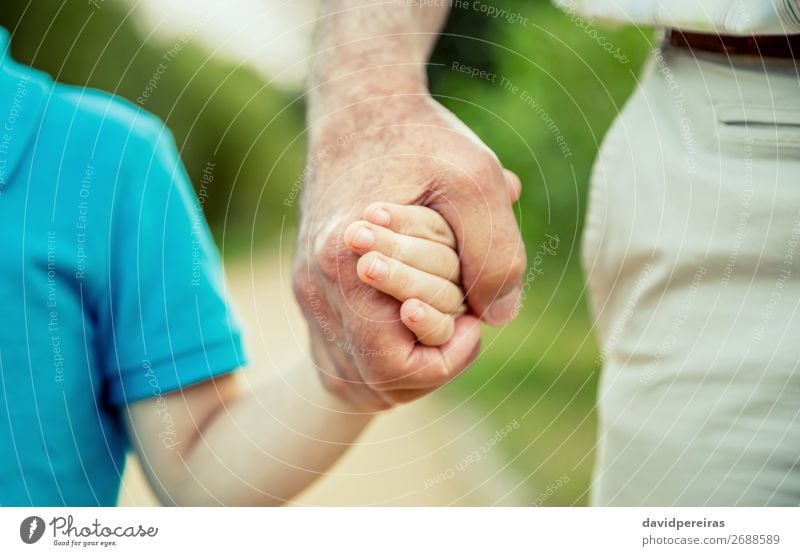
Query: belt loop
661 28 673 50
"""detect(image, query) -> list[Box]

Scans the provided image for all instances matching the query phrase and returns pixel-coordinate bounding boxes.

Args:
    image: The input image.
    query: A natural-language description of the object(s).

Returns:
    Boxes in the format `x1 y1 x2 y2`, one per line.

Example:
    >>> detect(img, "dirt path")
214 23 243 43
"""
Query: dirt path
118 253 527 506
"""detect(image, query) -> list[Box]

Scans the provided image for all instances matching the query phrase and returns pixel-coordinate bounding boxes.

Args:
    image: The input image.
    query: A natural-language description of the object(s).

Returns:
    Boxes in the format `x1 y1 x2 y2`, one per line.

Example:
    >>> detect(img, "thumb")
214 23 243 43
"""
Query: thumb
433 158 526 326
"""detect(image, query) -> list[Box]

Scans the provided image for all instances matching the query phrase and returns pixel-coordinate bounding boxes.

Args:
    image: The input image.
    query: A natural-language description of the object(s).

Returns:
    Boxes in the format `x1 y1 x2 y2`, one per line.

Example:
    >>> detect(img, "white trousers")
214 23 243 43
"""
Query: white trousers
583 43 800 505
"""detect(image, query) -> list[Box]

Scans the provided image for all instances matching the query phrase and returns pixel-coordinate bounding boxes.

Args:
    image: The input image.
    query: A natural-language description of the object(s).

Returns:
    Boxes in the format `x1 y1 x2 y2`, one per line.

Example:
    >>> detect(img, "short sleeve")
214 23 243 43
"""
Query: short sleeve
101 117 247 406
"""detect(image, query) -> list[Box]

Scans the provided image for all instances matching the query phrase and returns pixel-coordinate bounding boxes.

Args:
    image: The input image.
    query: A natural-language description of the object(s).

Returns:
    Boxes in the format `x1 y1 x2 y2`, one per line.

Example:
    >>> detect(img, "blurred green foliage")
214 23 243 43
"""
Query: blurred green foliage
1 0 654 505
0 0 305 250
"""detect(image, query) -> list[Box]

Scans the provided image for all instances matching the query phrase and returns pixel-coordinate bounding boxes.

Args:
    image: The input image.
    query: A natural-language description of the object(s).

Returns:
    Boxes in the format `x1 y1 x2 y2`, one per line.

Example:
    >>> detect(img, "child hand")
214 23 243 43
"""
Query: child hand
344 203 465 347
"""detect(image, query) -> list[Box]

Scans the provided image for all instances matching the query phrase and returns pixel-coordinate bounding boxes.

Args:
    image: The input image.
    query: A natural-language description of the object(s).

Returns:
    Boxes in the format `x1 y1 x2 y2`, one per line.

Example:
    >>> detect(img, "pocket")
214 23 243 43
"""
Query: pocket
714 103 800 158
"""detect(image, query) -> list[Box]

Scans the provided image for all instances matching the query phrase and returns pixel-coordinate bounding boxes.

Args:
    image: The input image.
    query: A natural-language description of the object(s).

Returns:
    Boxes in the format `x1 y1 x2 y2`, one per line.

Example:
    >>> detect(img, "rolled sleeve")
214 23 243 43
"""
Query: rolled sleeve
100 114 247 406
105 334 245 406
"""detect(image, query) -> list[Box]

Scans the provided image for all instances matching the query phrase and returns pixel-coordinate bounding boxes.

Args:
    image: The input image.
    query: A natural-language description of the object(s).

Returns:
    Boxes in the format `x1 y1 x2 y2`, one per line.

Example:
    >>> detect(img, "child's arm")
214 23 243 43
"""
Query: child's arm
125 364 372 506
124 203 464 506
124 203 468 506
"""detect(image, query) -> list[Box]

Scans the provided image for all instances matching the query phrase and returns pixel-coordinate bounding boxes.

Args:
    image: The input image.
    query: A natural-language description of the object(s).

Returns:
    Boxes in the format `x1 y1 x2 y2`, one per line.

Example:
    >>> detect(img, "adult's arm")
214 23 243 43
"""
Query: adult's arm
294 1 526 410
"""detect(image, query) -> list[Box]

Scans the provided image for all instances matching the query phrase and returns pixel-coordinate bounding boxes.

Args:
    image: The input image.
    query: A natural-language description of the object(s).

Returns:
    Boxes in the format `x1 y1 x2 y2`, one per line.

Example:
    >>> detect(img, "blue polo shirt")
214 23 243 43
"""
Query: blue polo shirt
0 28 246 506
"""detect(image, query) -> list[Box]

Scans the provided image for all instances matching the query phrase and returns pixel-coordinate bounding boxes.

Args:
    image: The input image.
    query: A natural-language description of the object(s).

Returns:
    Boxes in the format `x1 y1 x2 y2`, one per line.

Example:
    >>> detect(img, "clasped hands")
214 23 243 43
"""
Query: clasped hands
293 94 526 411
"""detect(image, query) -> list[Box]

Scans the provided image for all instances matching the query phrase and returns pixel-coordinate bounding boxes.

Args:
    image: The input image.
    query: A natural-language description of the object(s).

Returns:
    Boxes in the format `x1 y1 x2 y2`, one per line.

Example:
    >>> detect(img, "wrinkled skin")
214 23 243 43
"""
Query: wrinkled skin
294 93 526 411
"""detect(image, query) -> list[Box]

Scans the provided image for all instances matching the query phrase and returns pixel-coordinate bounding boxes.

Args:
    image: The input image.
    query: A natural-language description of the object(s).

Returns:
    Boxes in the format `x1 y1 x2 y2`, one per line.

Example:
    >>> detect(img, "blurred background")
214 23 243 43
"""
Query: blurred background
0 0 654 505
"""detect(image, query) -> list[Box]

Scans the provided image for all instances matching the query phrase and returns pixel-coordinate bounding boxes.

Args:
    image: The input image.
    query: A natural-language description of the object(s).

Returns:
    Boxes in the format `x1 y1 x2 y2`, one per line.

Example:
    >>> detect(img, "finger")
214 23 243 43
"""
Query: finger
362 202 456 248
400 298 456 346
340 281 480 396
344 220 460 281
504 169 522 202
430 155 526 326
357 251 465 314
297 266 397 411
309 334 393 412
374 313 482 393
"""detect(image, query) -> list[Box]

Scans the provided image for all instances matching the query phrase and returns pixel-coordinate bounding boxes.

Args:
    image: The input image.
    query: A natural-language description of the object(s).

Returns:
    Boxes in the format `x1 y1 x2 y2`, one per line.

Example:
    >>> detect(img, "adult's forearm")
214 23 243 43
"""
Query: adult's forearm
291 0 524 413
174 366 373 506
308 1 450 126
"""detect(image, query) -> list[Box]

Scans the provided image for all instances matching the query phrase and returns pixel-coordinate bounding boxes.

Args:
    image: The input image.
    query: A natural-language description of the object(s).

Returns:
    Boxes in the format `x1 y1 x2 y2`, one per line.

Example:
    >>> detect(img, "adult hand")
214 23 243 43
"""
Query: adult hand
293 91 526 411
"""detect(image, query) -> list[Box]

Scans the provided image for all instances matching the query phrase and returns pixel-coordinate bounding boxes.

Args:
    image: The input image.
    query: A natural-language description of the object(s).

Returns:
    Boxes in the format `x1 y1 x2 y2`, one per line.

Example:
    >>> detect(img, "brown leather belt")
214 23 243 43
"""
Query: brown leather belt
668 30 800 59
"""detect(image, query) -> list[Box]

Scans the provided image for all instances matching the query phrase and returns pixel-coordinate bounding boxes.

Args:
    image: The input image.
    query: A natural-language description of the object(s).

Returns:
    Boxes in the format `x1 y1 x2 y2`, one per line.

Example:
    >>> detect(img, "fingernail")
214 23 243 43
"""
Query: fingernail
408 303 427 323
351 227 375 249
485 287 521 325
366 257 389 280
369 207 391 226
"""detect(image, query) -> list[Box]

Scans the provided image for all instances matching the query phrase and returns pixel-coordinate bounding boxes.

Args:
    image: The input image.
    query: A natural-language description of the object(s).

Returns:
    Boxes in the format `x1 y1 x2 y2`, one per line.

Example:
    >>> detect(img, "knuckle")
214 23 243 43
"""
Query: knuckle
316 235 350 284
446 285 466 312
389 233 409 262
444 252 461 281
510 255 527 281
428 216 454 246
461 151 500 188
504 168 522 188
363 202 386 220
510 243 528 279
392 265 414 299
291 267 316 310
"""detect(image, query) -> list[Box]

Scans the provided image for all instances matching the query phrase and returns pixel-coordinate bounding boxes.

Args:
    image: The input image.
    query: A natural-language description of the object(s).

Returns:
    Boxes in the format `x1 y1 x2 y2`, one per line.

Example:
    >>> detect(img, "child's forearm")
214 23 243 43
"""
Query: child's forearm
128 365 374 506
180 368 373 506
